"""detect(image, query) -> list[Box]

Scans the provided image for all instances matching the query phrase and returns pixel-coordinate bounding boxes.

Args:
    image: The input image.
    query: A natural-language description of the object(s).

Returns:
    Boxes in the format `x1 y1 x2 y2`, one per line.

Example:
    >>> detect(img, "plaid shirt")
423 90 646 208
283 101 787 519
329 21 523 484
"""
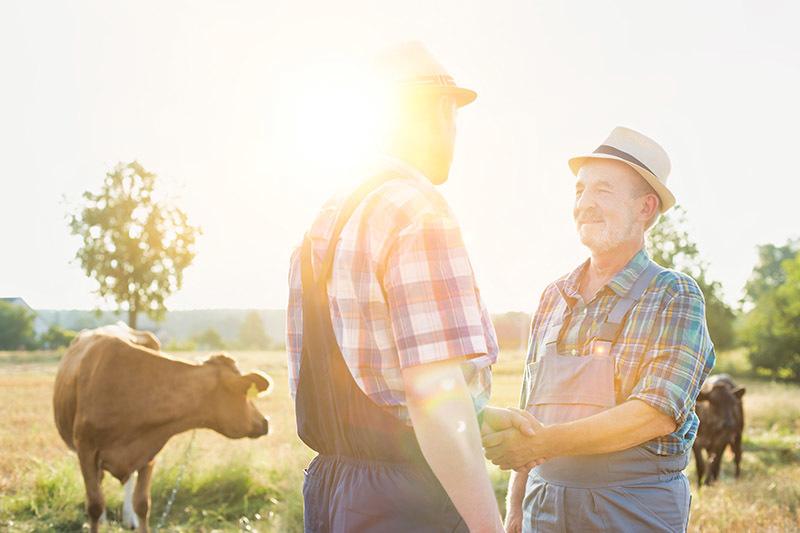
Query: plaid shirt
524 249 715 456
287 156 498 422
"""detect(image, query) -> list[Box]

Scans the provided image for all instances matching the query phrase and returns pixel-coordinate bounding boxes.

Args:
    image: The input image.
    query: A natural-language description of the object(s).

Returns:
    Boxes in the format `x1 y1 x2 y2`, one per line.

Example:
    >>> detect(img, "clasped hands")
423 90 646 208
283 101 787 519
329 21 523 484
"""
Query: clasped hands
480 406 551 471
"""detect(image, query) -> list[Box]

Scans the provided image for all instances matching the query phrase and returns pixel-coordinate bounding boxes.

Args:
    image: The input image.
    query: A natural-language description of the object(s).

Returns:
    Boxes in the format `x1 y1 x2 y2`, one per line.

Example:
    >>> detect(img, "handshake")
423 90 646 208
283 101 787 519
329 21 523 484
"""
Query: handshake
479 406 551 471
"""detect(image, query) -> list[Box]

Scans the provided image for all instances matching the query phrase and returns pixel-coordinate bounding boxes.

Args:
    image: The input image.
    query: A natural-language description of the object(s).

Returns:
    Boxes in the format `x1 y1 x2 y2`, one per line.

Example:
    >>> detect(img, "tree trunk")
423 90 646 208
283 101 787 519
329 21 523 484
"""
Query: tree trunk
128 302 137 329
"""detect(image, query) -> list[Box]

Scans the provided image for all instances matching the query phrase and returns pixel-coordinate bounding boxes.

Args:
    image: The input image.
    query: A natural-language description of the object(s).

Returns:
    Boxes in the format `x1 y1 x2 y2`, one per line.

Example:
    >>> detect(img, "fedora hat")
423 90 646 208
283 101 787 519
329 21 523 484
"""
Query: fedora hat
373 41 477 107
568 126 675 213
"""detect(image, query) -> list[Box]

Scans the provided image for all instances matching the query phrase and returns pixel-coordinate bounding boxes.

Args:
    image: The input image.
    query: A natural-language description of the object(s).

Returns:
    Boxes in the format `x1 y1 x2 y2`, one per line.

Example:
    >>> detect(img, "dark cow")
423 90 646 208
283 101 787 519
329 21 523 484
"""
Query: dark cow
53 323 272 532
692 373 745 486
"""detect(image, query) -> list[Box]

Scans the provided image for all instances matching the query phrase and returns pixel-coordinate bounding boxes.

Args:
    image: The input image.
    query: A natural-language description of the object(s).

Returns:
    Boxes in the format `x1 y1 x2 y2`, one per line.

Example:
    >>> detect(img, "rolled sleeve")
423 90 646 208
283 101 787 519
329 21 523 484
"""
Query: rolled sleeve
628 279 715 426
382 212 488 368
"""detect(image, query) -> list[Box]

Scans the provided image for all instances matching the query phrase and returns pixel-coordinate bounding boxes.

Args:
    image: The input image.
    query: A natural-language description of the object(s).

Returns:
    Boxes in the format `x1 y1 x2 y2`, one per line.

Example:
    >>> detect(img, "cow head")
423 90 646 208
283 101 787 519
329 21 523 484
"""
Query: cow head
697 381 745 434
202 354 272 439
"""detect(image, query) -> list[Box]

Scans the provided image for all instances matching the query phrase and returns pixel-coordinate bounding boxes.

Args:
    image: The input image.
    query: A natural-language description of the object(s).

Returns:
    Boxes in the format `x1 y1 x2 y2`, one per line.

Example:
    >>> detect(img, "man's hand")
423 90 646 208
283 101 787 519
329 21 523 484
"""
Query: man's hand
482 409 549 470
480 406 537 437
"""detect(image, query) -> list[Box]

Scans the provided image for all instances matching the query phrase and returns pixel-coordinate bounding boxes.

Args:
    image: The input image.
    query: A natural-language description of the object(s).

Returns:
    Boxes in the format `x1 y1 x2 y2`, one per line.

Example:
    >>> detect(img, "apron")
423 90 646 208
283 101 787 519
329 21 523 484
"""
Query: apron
296 172 467 533
521 262 692 533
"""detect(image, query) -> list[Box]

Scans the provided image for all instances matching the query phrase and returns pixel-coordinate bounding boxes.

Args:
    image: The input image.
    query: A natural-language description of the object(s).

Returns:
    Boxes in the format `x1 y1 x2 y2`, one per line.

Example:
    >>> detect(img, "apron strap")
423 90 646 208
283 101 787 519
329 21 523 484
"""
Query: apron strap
594 261 665 342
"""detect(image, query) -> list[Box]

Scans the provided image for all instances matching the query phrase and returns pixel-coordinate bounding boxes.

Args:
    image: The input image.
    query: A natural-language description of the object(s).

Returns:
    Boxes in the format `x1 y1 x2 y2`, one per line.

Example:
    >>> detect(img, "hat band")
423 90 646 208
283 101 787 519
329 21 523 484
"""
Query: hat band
400 74 457 88
593 144 656 177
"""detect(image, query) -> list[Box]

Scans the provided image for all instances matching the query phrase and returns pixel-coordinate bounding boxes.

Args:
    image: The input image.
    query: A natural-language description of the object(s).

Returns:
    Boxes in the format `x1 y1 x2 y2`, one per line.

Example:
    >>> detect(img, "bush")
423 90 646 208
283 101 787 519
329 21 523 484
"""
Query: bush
38 325 77 350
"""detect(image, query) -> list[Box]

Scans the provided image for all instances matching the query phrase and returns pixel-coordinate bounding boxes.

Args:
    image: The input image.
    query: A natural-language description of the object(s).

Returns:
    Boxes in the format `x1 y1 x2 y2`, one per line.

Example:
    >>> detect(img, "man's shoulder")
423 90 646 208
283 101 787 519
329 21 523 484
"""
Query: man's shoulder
370 171 449 216
652 267 705 302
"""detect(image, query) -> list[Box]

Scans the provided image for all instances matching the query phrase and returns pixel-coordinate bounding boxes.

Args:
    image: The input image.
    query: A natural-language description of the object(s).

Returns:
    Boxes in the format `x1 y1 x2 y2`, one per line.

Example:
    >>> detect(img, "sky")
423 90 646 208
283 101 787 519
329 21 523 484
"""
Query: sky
2 1 799 314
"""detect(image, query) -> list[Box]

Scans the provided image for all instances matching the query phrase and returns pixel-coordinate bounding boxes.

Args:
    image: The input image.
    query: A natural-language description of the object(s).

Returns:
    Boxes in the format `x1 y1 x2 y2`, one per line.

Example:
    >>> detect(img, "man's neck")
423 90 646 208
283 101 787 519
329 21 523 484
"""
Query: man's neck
580 239 644 301
384 146 440 184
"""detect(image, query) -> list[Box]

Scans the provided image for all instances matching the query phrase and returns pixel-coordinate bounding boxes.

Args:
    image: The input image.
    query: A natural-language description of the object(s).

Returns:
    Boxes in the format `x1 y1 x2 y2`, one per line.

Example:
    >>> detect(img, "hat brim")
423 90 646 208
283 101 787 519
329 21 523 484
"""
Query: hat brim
403 85 477 107
568 154 676 213
451 87 477 107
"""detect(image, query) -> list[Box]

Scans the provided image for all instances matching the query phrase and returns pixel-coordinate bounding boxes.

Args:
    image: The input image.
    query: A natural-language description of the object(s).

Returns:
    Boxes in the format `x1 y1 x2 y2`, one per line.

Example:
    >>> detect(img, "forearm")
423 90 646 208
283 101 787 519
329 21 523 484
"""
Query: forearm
506 469 528 518
406 372 501 531
546 399 676 456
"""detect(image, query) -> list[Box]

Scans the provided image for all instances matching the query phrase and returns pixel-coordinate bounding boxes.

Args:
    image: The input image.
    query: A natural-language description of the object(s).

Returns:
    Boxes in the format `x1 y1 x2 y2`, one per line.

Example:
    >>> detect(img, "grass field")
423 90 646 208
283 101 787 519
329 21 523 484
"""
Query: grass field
1 348 798 532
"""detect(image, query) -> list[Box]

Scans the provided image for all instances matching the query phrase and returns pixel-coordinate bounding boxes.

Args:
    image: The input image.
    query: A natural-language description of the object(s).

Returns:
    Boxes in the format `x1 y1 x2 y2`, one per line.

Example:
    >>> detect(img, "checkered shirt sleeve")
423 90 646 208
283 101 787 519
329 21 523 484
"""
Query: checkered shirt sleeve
627 274 716 426
383 211 489 368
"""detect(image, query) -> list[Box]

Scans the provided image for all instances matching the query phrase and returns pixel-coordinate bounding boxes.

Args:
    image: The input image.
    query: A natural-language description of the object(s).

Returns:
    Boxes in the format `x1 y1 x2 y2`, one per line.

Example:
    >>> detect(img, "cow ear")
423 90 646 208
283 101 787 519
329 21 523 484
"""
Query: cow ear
733 387 746 399
244 371 272 397
696 390 709 402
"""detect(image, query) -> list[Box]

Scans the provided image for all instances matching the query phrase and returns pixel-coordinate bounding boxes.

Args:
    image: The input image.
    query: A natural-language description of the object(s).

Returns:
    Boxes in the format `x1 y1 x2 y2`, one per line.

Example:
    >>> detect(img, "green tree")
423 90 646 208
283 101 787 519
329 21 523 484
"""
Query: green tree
740 240 800 380
69 161 200 329
742 239 799 306
646 206 736 350
238 311 271 350
39 325 77 349
193 327 226 350
0 301 37 350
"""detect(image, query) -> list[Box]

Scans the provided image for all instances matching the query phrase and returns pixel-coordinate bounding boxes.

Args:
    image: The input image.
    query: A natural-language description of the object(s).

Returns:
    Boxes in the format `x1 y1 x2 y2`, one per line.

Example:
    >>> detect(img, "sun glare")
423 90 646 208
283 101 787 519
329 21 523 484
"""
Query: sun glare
276 58 388 182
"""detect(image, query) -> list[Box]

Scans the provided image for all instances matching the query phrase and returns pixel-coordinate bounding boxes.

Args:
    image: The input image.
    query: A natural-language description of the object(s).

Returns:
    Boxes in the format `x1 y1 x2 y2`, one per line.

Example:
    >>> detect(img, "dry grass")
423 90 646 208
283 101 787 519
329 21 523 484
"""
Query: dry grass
0 349 798 532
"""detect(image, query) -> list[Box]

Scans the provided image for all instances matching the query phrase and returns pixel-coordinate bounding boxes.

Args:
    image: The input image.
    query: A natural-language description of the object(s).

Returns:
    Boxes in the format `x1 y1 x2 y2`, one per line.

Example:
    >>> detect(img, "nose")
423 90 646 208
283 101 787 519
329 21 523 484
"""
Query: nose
257 416 269 436
574 190 594 218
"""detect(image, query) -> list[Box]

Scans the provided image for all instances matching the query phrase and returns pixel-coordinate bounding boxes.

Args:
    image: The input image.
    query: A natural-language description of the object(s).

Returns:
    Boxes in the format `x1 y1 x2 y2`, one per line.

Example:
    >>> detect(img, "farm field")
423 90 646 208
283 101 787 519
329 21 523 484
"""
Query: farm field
0 349 798 532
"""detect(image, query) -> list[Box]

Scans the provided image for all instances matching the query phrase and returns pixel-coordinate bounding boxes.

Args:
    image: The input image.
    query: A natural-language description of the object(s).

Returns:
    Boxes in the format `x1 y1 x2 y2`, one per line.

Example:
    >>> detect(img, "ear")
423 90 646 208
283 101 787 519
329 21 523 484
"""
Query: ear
733 387 746 399
243 371 272 397
639 193 660 223
696 390 709 402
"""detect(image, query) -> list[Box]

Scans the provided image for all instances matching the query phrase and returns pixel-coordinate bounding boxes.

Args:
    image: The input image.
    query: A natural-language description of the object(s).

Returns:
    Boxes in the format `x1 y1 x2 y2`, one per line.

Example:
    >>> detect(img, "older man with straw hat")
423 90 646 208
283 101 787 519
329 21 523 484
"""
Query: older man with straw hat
482 127 715 532
286 42 531 532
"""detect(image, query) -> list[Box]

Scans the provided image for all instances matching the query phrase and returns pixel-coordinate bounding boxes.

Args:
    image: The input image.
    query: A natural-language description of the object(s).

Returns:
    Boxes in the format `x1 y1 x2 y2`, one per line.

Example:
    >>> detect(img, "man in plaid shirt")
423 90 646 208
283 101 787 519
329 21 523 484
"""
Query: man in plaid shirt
483 127 715 532
287 43 528 532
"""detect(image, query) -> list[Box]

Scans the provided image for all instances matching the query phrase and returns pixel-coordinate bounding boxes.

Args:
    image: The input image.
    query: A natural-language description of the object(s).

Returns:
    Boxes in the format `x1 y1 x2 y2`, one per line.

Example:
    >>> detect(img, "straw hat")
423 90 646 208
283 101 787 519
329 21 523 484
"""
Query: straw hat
568 126 675 213
373 41 477 107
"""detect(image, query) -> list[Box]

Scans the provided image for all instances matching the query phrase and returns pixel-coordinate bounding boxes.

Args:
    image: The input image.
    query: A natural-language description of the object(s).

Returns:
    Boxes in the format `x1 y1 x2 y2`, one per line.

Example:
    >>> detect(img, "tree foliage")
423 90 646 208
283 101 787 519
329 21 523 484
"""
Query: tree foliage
39 325 77 350
646 206 736 350
0 301 37 350
742 239 799 306
69 162 200 328
238 311 272 350
193 327 226 350
739 240 800 380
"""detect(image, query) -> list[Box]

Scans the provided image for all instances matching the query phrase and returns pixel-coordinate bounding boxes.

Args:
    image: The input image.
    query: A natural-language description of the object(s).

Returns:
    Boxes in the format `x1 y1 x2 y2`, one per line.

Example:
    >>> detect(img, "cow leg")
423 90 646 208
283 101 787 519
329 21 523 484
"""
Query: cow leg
122 473 140 529
692 444 705 487
708 444 724 484
77 448 105 533
733 433 743 479
134 460 156 533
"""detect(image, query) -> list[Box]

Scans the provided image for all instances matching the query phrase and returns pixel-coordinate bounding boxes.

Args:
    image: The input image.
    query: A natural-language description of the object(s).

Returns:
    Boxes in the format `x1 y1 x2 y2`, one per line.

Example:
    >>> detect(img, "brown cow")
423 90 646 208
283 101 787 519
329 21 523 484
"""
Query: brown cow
692 373 745 486
53 323 271 532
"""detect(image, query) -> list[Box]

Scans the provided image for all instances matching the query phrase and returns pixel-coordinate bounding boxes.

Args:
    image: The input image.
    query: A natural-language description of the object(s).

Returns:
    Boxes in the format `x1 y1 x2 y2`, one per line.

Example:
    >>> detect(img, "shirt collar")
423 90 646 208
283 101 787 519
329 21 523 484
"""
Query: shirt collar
371 154 430 184
608 249 651 297
556 248 651 302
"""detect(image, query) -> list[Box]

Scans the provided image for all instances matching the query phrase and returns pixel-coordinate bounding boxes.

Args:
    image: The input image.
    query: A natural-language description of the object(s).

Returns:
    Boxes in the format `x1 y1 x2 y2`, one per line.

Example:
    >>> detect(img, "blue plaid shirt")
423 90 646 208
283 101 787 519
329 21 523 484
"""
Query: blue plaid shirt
524 249 716 456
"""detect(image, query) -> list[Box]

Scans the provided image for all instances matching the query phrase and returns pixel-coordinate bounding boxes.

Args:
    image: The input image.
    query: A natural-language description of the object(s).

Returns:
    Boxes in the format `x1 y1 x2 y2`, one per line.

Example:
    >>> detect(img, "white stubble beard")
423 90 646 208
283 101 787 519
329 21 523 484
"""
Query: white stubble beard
578 209 639 254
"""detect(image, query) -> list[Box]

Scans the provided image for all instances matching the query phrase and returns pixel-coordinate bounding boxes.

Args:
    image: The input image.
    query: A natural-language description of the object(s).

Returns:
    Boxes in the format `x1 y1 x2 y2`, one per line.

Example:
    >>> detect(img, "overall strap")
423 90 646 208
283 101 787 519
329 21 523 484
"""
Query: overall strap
314 170 406 288
594 261 665 343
